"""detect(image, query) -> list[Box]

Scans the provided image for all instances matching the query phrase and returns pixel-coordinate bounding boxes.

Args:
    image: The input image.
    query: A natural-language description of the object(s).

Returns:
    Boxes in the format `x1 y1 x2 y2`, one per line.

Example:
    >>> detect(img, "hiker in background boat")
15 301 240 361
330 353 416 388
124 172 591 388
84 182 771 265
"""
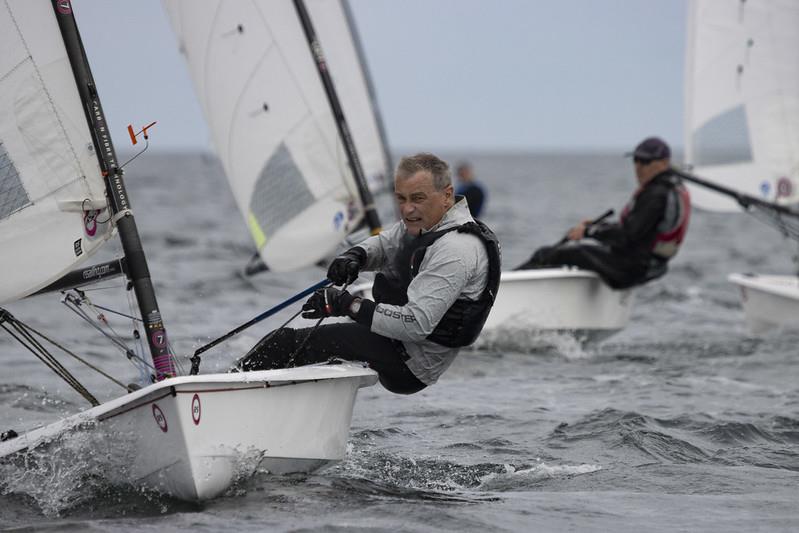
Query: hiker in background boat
515 137 691 289
455 161 486 218
236 153 501 394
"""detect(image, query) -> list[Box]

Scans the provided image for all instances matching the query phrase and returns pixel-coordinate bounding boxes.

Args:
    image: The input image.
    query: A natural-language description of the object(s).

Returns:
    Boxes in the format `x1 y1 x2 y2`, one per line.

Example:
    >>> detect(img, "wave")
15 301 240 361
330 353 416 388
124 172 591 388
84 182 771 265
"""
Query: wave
596 337 762 359
473 328 592 359
0 423 254 518
352 426 416 440
332 449 601 498
0 383 79 413
477 462 602 491
547 408 799 469
324 476 491 503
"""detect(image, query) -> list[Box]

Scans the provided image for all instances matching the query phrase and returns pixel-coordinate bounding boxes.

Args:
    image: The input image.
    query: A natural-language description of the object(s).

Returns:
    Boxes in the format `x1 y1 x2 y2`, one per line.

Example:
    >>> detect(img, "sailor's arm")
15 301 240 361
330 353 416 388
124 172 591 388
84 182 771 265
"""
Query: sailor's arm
355 221 404 271
349 242 476 342
588 190 666 247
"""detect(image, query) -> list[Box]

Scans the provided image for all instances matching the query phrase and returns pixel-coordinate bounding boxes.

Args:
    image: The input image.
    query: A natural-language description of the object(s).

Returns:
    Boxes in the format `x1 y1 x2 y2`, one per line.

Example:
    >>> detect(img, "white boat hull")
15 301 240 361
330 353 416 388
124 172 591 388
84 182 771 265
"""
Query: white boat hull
353 268 634 343
0 363 377 501
728 273 799 335
484 269 634 341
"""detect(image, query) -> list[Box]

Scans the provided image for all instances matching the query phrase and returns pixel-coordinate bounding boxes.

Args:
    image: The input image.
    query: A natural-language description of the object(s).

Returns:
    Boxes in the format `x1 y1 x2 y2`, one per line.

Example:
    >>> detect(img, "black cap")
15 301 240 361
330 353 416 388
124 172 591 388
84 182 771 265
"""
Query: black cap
625 137 671 161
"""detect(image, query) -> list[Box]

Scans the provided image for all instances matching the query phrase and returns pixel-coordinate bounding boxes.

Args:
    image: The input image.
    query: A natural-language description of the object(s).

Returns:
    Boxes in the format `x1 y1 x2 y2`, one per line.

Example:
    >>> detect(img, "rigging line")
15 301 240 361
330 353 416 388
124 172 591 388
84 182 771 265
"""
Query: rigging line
1 321 100 406
168 341 186 375
226 307 304 373
64 298 133 356
2 322 83 393
8 320 87 393
9 317 130 392
9 319 128 390
65 292 133 349
71 285 128 292
125 286 150 384
62 298 157 375
285 282 349 366
77 296 141 344
286 315 326 366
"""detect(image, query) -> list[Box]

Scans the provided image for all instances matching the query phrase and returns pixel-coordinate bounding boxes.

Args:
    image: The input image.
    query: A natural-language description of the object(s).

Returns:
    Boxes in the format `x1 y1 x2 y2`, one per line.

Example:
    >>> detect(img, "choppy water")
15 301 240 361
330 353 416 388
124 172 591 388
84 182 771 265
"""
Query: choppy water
2 151 799 531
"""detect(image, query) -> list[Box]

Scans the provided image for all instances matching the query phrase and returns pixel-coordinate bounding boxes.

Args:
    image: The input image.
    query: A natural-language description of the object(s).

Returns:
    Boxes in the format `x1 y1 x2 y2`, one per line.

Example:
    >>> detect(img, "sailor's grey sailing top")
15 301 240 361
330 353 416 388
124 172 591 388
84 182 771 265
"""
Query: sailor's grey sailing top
356 198 489 385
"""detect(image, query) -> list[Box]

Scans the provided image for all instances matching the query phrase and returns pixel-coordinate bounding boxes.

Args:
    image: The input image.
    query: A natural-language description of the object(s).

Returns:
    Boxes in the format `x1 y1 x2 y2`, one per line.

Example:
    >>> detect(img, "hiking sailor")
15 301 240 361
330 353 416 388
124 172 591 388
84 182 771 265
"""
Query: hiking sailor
516 137 691 289
237 153 501 394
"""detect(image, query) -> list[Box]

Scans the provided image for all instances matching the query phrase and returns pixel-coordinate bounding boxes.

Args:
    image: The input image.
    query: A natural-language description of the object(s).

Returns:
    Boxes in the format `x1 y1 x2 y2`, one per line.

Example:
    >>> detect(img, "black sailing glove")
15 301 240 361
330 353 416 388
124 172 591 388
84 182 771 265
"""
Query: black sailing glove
327 247 367 285
301 287 356 319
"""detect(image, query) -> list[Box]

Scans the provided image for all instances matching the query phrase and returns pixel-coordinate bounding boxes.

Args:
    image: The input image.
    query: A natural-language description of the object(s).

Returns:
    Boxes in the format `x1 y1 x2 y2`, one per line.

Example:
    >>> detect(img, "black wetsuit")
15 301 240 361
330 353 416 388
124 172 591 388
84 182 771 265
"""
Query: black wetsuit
238 323 425 394
516 170 688 289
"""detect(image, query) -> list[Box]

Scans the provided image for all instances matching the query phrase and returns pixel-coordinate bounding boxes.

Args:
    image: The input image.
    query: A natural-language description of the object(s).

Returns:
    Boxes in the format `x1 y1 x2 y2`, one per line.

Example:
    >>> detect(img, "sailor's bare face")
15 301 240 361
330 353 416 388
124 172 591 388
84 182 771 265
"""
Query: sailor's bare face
394 171 453 235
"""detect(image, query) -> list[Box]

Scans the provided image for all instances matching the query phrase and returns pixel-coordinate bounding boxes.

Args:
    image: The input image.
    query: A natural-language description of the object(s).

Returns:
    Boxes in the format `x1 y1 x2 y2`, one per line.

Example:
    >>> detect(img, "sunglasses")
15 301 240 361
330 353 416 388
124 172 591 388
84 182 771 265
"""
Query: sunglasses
633 157 653 165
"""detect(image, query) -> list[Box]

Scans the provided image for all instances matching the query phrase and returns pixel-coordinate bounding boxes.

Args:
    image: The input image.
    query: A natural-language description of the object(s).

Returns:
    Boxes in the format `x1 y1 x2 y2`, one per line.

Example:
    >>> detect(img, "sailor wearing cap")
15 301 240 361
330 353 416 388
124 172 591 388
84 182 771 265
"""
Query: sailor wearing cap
516 137 691 289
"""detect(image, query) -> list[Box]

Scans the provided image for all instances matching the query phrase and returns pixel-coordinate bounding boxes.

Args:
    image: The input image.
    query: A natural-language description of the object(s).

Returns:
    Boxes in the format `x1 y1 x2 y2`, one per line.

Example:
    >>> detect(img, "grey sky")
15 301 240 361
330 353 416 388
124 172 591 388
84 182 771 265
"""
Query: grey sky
74 0 686 152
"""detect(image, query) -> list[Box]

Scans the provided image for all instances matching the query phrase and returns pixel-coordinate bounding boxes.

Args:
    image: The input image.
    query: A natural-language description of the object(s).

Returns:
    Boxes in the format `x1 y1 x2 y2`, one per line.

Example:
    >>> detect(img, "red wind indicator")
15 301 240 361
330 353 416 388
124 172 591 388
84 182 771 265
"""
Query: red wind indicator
127 121 158 146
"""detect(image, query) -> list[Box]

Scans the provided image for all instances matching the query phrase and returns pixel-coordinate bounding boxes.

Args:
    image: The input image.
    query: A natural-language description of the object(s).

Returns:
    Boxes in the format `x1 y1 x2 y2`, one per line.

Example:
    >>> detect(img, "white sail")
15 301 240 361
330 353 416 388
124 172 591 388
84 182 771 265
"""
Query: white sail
162 0 390 271
0 1 112 305
311 0 392 194
684 0 799 211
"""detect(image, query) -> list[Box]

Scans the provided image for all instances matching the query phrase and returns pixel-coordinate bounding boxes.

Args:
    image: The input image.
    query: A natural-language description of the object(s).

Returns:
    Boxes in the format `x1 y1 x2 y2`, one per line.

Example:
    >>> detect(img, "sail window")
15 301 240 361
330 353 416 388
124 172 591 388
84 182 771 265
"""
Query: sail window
249 143 315 239
692 105 753 166
0 141 30 220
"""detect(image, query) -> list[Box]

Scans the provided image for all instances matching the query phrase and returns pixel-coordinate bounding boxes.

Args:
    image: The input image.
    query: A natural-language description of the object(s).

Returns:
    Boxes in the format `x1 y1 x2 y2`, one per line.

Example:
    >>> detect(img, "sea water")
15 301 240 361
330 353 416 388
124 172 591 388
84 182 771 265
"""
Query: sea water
1 151 798 531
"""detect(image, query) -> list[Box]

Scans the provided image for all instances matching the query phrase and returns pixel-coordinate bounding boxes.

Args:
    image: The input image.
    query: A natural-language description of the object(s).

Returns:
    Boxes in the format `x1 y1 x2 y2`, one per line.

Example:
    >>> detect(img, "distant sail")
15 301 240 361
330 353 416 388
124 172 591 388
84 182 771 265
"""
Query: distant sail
684 0 799 211
0 1 112 304
319 0 393 192
163 0 391 271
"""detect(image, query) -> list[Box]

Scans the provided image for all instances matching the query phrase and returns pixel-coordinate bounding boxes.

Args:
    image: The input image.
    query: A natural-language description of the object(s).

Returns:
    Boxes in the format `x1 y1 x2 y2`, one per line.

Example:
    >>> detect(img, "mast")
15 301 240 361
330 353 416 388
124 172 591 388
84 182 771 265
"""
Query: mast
293 0 382 235
341 0 394 183
51 0 176 381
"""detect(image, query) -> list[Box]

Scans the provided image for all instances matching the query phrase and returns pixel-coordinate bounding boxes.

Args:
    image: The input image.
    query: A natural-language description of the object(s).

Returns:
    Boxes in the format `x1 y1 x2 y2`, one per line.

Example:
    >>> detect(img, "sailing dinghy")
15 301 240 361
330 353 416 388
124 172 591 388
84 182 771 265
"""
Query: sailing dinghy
684 0 799 334
0 0 376 502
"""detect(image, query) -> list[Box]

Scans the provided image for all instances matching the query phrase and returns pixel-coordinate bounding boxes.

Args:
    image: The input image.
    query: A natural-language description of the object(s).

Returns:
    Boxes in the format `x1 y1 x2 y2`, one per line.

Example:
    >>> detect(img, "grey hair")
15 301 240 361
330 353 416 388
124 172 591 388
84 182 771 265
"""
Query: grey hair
395 153 452 190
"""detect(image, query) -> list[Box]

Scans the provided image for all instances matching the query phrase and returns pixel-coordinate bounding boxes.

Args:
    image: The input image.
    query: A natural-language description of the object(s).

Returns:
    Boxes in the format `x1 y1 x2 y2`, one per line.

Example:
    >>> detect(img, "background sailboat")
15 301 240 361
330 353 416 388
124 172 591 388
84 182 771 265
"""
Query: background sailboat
683 0 799 334
0 0 376 502
162 0 392 272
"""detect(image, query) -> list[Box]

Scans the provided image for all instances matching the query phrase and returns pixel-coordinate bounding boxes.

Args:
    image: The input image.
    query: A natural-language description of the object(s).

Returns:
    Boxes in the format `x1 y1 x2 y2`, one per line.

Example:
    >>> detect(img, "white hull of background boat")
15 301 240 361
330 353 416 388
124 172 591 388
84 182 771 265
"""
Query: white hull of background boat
353 268 634 343
0 363 377 501
728 273 799 335
484 269 634 341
